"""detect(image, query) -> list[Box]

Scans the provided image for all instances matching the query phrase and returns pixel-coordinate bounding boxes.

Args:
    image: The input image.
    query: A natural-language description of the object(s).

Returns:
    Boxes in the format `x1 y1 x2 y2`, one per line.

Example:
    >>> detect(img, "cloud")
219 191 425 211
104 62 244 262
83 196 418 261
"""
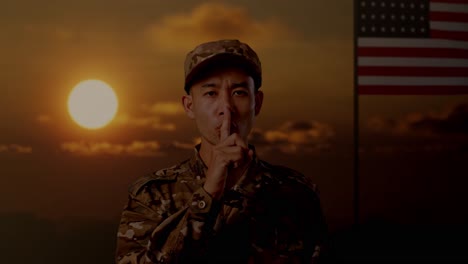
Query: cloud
114 113 176 131
362 103 468 155
410 103 468 135
360 142 468 156
249 120 335 154
171 137 201 150
145 2 295 52
114 101 184 131
61 141 164 157
141 102 184 116
0 144 33 154
366 103 468 138
35 103 182 131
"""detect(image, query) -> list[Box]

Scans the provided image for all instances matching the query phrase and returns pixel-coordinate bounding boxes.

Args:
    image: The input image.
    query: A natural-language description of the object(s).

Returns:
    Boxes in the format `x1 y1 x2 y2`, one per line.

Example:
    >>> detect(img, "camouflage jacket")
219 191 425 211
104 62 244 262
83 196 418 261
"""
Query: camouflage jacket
115 146 327 263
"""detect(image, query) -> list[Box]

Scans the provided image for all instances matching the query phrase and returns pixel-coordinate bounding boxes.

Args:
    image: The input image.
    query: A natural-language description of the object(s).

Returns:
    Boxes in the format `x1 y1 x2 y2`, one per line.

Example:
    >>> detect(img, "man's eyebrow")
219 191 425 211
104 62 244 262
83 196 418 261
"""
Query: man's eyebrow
201 83 217 88
231 81 249 88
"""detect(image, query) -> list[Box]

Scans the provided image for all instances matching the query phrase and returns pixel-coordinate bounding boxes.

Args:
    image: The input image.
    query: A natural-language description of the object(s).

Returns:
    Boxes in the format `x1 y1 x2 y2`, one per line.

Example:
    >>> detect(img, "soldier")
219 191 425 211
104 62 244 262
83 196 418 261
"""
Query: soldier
115 39 327 263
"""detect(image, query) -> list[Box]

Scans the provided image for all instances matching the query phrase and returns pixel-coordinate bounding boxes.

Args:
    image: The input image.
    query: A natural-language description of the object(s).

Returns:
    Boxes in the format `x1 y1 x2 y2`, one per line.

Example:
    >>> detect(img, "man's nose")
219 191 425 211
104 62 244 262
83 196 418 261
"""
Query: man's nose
218 90 233 116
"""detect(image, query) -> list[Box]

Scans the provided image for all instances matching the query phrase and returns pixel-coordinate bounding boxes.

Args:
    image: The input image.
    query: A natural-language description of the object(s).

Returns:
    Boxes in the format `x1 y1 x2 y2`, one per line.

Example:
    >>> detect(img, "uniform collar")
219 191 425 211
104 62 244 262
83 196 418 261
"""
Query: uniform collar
189 143 261 180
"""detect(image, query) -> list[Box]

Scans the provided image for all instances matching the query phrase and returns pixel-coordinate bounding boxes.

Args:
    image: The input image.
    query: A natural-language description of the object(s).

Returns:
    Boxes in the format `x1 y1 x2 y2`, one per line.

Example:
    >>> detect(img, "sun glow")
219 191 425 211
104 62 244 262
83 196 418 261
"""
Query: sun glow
68 80 118 129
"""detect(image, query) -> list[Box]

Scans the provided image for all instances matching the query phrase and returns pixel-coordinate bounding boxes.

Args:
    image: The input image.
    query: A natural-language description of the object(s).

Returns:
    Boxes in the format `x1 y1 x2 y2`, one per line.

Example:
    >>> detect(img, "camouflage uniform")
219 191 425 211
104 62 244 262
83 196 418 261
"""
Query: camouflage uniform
116 146 327 263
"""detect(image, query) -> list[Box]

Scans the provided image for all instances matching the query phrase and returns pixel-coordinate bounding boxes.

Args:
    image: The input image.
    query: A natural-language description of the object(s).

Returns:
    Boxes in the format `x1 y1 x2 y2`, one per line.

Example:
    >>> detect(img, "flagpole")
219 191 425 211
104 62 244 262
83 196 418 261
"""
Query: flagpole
353 0 360 227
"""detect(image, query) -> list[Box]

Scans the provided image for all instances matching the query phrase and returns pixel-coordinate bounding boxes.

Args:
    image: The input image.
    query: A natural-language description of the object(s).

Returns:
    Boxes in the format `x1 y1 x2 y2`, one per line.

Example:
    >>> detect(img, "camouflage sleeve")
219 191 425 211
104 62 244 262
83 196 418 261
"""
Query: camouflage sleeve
115 182 221 263
252 179 328 263
297 179 328 263
298 184 328 264
281 182 328 263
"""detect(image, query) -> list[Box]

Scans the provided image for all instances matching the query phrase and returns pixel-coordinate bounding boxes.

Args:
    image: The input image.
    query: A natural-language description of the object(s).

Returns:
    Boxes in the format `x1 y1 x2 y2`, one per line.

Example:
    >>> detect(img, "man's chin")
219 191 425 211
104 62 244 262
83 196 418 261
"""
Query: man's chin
200 136 219 146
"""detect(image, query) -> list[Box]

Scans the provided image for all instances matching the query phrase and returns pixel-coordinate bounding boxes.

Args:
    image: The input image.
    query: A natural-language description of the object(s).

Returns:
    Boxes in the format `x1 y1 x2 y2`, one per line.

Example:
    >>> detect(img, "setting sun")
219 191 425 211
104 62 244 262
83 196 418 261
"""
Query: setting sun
68 80 118 129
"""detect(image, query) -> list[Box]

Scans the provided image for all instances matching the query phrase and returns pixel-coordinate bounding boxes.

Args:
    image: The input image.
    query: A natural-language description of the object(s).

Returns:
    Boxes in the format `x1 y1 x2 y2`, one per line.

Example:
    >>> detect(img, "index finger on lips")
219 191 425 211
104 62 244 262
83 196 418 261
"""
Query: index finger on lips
232 134 248 149
220 106 231 141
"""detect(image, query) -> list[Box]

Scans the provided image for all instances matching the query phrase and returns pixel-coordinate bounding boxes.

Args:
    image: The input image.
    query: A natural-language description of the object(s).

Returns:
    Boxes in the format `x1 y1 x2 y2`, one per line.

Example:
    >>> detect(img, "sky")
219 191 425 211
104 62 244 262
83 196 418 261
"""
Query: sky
1 0 468 262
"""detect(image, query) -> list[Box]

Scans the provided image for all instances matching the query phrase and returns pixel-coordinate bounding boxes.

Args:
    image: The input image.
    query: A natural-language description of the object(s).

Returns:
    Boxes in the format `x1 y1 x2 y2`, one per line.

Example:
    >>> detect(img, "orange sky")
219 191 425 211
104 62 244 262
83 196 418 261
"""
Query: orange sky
1 1 468 262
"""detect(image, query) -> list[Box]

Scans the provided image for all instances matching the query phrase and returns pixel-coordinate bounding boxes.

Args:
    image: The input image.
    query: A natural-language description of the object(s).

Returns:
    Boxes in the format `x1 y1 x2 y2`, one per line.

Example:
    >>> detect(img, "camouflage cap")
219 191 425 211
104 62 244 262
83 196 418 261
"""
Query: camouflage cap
184 39 262 93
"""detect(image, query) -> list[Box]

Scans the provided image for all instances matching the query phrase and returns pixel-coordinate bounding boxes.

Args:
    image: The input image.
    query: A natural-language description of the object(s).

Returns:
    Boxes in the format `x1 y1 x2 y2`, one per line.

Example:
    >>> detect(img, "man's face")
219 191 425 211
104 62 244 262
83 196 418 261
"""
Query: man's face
182 67 263 145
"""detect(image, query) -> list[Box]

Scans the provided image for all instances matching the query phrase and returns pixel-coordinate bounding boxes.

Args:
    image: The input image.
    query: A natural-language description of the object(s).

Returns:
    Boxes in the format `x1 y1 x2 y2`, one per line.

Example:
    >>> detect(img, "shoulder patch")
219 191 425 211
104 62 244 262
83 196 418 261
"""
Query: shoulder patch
128 160 191 196
128 173 177 197
154 162 189 178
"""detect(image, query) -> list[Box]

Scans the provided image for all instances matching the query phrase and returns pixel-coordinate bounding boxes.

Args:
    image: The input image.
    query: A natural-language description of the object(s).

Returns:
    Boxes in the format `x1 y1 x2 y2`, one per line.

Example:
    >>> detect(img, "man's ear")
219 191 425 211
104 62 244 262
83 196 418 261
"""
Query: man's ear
182 94 195 119
254 90 264 116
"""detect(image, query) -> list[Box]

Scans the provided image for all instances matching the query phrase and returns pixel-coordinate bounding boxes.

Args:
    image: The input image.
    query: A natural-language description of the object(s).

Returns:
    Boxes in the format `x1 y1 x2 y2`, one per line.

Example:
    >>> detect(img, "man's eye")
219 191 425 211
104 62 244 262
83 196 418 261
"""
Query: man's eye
233 90 248 96
204 91 217 96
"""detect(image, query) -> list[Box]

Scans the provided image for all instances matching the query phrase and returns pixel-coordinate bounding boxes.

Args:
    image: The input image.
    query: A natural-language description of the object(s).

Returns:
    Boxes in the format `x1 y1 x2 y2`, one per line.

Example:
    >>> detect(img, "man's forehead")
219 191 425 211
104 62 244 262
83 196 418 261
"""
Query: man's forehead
195 67 254 85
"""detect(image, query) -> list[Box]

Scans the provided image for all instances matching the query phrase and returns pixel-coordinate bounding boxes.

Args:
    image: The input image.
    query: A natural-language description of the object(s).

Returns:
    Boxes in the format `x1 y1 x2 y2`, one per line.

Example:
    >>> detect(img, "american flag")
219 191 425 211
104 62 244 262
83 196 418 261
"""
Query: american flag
356 0 468 94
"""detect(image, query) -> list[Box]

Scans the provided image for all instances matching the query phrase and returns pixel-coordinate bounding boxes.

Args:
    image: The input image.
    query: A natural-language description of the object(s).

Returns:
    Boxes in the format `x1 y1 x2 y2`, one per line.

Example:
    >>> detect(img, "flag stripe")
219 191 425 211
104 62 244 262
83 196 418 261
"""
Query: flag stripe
358 66 468 77
359 57 468 67
430 21 468 32
431 0 468 4
431 2 468 13
358 38 468 49
359 85 468 95
358 47 468 58
431 11 468 23
359 76 468 86
431 29 468 41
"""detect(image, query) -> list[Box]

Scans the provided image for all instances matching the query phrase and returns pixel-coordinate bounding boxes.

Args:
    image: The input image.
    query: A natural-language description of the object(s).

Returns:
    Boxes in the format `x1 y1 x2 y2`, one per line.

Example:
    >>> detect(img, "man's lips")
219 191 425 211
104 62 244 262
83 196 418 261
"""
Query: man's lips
216 123 239 134
230 123 239 133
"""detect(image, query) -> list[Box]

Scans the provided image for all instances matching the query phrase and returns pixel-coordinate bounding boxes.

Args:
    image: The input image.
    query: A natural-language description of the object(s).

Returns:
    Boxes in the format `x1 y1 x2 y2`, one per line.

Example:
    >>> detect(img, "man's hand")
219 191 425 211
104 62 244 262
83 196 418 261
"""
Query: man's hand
203 107 253 200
